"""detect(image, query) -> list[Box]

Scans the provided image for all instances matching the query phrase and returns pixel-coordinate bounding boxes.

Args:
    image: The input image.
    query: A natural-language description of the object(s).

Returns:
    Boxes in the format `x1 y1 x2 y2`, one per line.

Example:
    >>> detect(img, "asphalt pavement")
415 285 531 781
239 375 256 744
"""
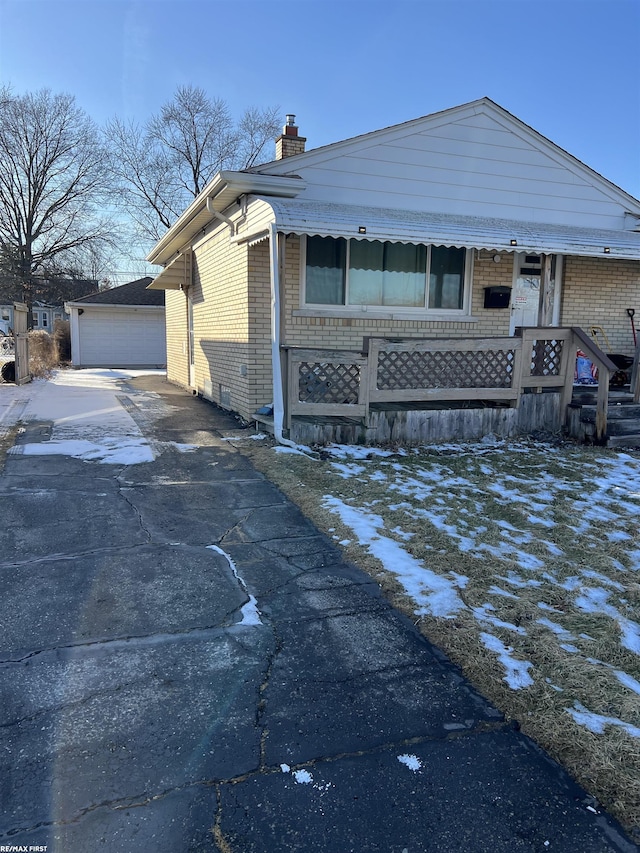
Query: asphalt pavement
0 373 637 852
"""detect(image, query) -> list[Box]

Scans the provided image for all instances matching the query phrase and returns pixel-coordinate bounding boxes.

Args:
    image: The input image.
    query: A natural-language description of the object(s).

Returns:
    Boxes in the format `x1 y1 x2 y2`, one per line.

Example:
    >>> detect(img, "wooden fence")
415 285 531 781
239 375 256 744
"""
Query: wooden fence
285 327 618 441
13 302 31 385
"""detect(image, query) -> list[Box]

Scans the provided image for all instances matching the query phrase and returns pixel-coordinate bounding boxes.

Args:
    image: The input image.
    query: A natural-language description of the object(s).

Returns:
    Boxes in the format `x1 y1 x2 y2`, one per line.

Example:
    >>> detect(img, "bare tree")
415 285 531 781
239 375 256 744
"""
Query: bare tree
0 87 114 309
105 85 281 243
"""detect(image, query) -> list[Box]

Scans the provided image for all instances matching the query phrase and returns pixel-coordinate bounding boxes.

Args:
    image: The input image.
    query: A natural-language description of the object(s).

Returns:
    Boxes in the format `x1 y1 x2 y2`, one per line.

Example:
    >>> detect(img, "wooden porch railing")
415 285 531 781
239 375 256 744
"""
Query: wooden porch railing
285 328 620 441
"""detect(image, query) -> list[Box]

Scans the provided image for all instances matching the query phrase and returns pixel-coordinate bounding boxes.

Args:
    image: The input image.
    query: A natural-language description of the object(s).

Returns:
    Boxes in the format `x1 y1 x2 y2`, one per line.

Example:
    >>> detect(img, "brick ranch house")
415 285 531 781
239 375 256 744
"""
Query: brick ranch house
147 98 640 445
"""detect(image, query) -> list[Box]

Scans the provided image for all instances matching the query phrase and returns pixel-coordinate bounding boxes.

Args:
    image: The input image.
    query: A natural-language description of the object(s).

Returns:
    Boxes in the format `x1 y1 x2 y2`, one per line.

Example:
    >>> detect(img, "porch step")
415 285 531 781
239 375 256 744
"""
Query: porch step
607 434 640 448
571 387 635 406
576 403 640 448
579 405 640 423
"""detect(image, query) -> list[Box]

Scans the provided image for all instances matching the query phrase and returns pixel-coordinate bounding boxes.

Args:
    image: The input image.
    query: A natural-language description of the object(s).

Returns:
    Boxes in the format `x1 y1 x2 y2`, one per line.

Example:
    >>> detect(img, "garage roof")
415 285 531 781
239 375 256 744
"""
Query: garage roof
68 278 164 307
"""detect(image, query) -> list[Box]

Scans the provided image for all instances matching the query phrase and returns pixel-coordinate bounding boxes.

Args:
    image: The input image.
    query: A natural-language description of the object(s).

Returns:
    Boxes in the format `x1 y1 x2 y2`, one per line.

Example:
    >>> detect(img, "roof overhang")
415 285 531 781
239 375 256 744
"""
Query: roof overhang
146 171 305 267
248 198 640 260
146 250 192 291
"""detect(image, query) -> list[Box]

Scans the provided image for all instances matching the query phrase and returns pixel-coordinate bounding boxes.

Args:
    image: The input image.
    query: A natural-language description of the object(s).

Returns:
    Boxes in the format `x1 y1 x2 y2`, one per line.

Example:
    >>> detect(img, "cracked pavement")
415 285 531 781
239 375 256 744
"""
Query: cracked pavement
0 374 637 852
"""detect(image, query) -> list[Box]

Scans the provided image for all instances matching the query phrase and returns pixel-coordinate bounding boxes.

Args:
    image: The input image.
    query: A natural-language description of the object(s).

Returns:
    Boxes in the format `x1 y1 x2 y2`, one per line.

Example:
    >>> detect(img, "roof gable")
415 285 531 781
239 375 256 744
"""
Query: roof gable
253 99 640 230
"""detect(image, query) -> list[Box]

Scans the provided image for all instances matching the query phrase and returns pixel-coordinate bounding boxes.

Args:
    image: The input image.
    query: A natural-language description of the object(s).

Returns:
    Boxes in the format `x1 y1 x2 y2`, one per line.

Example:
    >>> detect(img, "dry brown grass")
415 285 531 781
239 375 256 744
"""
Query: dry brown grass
240 435 640 841
53 319 71 363
28 329 60 377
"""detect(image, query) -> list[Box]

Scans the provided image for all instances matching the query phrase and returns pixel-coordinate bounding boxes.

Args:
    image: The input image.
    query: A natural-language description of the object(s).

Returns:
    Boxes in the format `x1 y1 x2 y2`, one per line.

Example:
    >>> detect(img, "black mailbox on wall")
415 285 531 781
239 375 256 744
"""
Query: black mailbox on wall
483 285 512 309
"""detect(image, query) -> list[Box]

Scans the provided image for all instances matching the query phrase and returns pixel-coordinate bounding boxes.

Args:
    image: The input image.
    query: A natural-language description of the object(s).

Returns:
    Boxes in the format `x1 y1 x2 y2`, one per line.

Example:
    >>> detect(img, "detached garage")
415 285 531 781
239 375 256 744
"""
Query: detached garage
66 277 166 369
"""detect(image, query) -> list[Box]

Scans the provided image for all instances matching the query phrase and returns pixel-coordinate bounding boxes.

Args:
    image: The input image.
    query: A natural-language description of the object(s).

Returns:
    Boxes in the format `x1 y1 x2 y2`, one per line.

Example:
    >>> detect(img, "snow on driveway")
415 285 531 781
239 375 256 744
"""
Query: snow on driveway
1 369 169 464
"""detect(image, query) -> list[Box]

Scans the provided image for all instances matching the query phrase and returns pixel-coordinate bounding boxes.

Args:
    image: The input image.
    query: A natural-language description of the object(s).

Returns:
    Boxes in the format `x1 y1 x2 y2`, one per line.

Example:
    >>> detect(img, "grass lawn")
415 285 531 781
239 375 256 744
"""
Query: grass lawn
242 435 640 841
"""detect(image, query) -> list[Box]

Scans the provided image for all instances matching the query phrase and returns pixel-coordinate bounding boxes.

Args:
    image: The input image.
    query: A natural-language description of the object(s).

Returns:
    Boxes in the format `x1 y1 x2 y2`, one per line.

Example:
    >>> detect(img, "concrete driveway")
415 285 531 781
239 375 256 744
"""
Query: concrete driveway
0 371 637 852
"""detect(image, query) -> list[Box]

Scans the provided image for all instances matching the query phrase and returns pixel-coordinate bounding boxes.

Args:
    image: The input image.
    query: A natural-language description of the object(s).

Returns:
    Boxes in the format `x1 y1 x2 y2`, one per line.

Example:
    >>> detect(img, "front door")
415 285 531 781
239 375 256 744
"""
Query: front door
510 253 542 334
509 252 563 334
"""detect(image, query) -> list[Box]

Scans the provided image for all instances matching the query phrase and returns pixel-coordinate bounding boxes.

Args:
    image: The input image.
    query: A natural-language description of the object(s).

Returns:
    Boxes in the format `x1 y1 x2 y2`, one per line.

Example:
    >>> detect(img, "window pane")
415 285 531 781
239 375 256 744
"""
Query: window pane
381 243 426 306
306 236 346 304
429 246 465 309
349 240 384 305
349 241 426 306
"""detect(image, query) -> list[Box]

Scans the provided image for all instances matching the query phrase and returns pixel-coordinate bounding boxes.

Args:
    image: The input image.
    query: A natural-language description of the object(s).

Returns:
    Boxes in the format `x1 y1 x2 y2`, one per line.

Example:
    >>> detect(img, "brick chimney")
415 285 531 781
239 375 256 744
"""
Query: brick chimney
275 114 306 159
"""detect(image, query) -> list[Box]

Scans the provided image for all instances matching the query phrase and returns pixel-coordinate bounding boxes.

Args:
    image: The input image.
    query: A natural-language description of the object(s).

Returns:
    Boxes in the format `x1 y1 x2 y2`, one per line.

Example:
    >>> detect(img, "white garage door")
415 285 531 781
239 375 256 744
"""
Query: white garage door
78 309 166 367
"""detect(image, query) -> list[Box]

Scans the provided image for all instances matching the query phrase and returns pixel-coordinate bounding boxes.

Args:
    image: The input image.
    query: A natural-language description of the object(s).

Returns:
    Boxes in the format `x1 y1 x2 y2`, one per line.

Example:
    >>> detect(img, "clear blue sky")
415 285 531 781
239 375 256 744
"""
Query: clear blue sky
1 0 639 196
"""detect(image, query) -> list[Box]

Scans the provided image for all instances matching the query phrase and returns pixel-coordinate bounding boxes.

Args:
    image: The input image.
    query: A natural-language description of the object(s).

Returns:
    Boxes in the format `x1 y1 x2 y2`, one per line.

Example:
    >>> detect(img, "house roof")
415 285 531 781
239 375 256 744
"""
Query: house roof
147 98 640 268
67 277 164 307
249 198 640 260
251 98 640 213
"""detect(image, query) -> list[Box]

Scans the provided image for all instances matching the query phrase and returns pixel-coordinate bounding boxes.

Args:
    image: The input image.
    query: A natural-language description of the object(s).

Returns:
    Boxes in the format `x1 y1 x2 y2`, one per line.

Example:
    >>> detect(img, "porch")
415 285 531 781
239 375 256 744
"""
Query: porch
276 328 640 447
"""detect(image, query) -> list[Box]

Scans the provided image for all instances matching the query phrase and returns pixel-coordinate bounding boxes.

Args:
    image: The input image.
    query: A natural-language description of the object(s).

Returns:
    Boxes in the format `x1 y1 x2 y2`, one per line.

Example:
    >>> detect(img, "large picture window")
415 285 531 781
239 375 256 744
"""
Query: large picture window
304 236 469 312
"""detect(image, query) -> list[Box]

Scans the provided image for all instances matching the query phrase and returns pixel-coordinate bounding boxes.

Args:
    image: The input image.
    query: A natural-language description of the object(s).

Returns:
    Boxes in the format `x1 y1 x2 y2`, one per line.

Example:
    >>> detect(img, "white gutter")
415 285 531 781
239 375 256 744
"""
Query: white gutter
147 171 304 266
268 222 298 449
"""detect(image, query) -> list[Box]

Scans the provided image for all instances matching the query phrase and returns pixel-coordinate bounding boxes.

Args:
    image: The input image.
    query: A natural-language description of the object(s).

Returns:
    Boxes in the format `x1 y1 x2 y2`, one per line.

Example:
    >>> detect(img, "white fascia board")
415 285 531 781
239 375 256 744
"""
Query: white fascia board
66 303 164 312
146 171 305 266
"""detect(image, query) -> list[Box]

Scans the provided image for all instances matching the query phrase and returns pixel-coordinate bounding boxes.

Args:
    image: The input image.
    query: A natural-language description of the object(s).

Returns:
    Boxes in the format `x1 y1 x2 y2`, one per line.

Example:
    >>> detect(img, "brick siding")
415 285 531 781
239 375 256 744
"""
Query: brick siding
165 230 640 422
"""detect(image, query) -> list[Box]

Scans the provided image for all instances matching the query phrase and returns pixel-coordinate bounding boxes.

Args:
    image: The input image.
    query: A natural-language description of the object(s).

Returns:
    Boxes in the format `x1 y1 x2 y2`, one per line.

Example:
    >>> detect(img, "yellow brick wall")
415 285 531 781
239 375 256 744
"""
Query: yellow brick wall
165 289 189 387
190 225 252 417
561 256 640 356
167 230 640 422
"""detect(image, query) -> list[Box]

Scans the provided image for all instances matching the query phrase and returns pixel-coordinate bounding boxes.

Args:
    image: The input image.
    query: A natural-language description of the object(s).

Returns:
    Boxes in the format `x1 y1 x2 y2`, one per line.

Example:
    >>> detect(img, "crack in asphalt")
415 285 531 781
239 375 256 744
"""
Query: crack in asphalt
116 482 153 543
213 784 234 853
0 682 133 729
0 541 150 570
0 623 250 666
1 724 514 841
256 624 282 772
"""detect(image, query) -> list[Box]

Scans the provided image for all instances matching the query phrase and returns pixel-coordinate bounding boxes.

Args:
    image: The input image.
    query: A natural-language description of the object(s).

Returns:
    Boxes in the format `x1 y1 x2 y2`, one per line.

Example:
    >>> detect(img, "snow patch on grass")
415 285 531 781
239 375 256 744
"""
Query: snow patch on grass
479 632 534 689
567 703 640 738
322 495 466 619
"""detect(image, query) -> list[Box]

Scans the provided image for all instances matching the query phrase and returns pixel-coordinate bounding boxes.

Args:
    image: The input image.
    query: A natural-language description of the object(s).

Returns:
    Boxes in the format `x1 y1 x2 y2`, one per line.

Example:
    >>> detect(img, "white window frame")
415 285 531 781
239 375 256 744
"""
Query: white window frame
300 235 473 319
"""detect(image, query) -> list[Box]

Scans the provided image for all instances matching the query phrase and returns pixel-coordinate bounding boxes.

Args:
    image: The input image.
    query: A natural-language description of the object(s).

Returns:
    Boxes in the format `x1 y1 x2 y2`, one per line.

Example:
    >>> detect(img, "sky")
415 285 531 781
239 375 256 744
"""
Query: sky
0 0 639 275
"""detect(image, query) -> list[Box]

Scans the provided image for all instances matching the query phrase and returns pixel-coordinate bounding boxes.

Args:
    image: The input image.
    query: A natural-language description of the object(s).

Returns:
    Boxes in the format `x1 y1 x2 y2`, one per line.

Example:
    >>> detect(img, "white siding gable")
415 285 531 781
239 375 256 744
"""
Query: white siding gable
255 100 639 231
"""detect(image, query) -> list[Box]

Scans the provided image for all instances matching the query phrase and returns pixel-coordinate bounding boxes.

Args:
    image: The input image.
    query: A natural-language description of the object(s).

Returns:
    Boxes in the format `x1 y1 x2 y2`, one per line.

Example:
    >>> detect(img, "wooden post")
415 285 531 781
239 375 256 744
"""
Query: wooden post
539 255 554 327
596 369 610 443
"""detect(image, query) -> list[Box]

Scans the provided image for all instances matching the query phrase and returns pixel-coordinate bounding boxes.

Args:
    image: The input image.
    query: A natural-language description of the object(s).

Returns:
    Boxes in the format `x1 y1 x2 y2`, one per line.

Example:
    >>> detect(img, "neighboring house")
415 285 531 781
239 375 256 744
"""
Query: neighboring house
1 279 99 334
65 277 166 369
0 305 12 335
31 301 67 331
0 301 64 333
147 98 640 444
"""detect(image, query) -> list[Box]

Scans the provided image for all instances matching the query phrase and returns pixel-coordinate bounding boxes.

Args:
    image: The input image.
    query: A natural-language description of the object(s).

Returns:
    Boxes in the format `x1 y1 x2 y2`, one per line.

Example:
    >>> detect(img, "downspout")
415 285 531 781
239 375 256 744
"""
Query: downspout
268 221 298 448
206 196 236 233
